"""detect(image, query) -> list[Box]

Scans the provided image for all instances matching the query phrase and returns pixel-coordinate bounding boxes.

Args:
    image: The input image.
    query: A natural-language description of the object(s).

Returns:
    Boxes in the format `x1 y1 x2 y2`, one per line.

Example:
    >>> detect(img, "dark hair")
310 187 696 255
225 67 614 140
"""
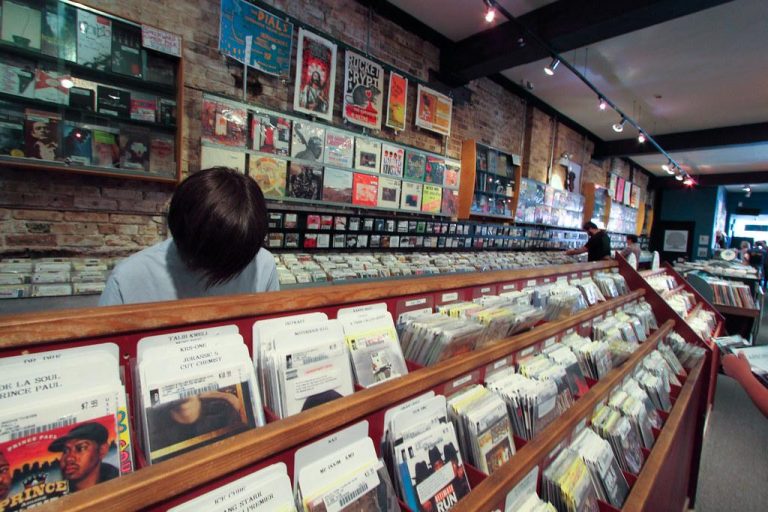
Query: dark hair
582 221 598 230
168 167 267 288
626 234 638 243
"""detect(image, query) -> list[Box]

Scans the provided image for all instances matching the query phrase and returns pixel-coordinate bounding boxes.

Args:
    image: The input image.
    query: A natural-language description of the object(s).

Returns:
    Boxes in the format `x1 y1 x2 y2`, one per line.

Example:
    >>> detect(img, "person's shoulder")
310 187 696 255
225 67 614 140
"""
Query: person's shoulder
255 247 277 267
111 239 173 279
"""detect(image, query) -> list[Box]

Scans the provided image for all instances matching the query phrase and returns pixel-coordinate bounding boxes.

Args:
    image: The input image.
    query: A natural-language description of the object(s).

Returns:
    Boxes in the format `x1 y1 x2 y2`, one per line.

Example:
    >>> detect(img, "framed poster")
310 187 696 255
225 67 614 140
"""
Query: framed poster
218 0 293 76
386 71 407 131
415 84 452 136
615 176 625 203
293 28 336 121
608 173 618 199
342 51 384 130
630 184 641 208
623 180 632 206
663 229 689 253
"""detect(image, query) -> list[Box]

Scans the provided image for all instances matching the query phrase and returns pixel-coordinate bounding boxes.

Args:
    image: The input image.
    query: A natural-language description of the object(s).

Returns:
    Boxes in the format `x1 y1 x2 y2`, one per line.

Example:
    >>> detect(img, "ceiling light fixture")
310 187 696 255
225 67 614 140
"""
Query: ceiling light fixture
683 177 695 186
599 97 607 111
612 118 626 133
742 185 751 192
637 132 646 143
675 174 684 181
544 58 560 76
483 0 495 22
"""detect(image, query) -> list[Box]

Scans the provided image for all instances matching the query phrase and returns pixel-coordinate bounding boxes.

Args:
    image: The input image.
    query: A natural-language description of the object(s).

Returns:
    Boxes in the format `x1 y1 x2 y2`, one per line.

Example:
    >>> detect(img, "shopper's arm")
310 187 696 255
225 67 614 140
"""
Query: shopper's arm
565 246 588 256
722 353 768 418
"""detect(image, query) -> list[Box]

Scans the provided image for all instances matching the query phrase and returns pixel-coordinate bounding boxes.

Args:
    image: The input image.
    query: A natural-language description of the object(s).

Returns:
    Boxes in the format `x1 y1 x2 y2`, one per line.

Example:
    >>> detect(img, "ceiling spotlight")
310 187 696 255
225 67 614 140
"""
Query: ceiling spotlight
599 98 607 111
483 0 495 22
675 174 684 181
637 132 646 143
661 163 670 173
60 77 74 89
612 118 626 133
544 58 560 76
683 177 695 186
742 185 751 192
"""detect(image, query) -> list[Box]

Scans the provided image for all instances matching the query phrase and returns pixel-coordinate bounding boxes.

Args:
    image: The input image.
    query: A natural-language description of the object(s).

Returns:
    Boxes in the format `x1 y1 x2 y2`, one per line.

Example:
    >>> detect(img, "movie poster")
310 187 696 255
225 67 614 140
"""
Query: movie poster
218 0 294 77
415 84 452 137
342 51 383 130
386 72 407 131
293 28 336 121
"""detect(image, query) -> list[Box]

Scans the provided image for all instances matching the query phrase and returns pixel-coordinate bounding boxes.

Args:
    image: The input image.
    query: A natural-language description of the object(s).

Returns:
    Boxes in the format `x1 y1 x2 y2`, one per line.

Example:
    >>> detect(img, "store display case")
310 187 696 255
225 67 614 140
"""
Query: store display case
458 139 521 220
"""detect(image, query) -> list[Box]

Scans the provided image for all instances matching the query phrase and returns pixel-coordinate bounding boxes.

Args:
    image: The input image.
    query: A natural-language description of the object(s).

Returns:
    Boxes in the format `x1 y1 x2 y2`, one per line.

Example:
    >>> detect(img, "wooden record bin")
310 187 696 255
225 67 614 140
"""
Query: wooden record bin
0 261 710 511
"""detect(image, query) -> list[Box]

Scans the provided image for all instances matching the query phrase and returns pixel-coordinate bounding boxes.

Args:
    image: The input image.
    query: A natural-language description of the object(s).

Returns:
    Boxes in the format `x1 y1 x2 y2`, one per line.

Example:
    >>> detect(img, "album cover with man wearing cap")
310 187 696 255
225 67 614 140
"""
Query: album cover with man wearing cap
0 415 119 511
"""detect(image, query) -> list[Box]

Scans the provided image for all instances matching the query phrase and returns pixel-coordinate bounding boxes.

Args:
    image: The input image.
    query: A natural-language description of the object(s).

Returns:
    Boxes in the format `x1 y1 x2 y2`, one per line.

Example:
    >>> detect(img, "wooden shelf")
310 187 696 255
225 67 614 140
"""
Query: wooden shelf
713 303 761 318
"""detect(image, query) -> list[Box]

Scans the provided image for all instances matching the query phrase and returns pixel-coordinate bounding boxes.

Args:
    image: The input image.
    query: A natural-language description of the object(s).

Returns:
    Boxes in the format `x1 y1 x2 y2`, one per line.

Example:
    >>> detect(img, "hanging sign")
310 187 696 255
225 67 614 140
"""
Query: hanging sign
293 28 337 121
386 71 408 131
342 50 384 130
415 84 452 136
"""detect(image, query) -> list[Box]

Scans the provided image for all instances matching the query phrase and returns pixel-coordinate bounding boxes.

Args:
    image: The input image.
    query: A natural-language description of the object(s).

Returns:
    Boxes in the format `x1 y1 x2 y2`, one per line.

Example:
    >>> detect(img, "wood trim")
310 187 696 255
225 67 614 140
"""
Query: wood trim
0 158 178 184
713 303 760 318
622 359 705 512
451 320 675 512
0 261 616 348
36 289 643 511
458 139 477 219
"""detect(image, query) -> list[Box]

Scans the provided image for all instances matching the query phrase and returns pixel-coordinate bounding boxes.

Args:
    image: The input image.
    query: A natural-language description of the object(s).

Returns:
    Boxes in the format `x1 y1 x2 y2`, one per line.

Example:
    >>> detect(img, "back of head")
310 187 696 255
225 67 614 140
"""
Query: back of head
168 167 267 288
582 221 598 232
626 234 638 244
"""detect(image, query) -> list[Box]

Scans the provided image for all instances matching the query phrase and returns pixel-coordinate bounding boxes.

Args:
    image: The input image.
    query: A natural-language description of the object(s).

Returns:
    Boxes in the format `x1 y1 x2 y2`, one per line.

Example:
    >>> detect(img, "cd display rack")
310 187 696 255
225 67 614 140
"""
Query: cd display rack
0 261 710 512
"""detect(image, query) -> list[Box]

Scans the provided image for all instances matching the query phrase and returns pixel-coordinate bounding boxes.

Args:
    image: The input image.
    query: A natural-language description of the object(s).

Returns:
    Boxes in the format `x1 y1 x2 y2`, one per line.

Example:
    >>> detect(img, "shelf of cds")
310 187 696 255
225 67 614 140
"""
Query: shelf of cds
607 202 639 236
515 178 585 229
582 182 611 229
457 140 520 219
0 0 182 182
200 93 461 218
0 260 712 511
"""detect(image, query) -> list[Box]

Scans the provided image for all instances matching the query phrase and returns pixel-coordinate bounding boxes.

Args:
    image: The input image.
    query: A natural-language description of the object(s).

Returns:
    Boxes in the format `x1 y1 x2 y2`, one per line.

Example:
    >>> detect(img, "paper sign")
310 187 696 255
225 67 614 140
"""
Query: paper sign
142 24 181 57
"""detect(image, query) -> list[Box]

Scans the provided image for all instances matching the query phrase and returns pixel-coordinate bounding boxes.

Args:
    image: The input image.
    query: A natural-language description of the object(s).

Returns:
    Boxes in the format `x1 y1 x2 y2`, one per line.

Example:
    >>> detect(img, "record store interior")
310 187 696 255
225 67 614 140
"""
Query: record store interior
1 0 767 511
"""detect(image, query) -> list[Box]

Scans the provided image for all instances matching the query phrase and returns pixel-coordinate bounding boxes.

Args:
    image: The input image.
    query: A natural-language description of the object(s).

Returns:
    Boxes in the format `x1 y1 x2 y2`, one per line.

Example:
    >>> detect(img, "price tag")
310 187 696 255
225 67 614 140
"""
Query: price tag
481 287 491 293
570 273 578 279
582 272 590 278
494 359 508 370
581 322 590 329
519 346 535 358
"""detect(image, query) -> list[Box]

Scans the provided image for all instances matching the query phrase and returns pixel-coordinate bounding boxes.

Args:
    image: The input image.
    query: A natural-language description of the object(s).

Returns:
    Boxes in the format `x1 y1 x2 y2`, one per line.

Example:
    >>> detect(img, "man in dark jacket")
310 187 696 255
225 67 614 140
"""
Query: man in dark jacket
566 222 612 261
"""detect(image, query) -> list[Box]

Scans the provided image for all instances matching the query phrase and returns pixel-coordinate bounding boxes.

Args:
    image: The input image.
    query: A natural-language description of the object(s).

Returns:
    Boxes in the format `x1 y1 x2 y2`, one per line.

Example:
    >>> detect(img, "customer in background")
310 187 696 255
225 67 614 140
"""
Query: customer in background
618 234 641 263
739 241 751 265
565 222 612 261
99 167 279 305
722 352 768 418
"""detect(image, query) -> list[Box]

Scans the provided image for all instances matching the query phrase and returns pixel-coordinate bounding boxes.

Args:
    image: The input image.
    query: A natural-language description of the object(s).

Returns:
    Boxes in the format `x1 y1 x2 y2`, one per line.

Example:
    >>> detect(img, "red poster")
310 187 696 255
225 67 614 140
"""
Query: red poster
352 172 378 206
386 72 408 131
615 177 625 203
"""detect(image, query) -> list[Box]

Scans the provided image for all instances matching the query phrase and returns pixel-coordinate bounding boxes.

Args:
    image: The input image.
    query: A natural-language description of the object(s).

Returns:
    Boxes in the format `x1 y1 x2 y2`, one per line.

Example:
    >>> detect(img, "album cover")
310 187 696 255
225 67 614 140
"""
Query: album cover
41 0 76 61
381 144 404 177
323 167 353 204
201 98 247 147
91 128 120 167
97 85 130 118
118 125 150 171
377 176 401 209
0 109 24 156
342 50 384 130
130 93 157 122
352 172 378 207
200 145 245 173
24 109 60 160
1 0 42 50
254 114 291 155
0 415 120 509
404 151 426 181
425 156 445 185
354 137 381 173
0 56 35 98
441 189 459 216
287 163 323 200
77 10 111 70
149 135 175 176
61 122 92 165
444 162 460 188
324 129 354 168
421 184 442 213
284 213 298 229
291 121 325 162
293 28 336 121
400 181 423 212
111 22 142 78
143 50 176 85
248 156 287 198
69 87 94 111
146 382 257 463
159 99 177 126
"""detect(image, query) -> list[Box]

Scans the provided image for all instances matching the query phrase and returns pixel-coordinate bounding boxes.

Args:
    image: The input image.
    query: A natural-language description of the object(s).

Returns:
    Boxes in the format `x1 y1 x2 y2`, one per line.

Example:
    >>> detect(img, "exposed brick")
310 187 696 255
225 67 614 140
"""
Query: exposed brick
12 209 65 221
102 187 144 201
63 211 111 223
57 235 105 247
110 214 149 225
6 234 56 246
73 197 119 210
26 223 51 234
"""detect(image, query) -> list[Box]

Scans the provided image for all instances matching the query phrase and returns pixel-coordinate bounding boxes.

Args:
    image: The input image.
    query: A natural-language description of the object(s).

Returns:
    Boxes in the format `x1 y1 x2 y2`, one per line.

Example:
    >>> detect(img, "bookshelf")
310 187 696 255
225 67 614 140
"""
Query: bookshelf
0 1 183 183
458 139 521 221
0 261 711 511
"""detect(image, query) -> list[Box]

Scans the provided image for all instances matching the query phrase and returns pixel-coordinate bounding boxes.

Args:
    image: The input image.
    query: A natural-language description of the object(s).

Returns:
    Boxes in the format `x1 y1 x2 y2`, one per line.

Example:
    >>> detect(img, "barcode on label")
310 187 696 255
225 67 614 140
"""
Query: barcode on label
12 416 77 440
442 292 458 302
405 298 427 307
338 482 371 508
178 382 219 399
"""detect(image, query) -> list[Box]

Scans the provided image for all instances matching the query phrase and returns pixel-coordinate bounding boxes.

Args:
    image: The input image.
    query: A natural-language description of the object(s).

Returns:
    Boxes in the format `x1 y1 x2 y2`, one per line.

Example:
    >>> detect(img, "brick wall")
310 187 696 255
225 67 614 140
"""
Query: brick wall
0 0 645 257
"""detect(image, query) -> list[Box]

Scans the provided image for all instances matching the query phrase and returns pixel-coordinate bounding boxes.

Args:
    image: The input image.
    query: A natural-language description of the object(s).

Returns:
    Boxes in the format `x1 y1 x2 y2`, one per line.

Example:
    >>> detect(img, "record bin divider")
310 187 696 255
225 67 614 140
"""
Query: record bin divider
1 265 643 511
451 320 676 512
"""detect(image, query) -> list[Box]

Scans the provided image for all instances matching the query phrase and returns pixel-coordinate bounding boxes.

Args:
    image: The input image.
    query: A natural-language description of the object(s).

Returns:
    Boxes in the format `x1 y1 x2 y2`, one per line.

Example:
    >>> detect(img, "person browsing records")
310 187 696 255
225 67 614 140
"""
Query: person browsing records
618 234 641 262
565 222 612 261
99 167 279 306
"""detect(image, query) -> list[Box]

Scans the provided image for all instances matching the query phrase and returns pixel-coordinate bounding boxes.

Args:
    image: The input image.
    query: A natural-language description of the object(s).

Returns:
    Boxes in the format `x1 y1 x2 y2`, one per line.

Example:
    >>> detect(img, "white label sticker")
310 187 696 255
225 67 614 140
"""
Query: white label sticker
442 292 458 302
543 278 551 283
520 346 535 357
405 298 427 307
452 374 472 388
566 328 574 335
544 337 556 348
481 287 491 293
557 275 568 283
502 283 516 291
494 359 507 370
527 279 537 287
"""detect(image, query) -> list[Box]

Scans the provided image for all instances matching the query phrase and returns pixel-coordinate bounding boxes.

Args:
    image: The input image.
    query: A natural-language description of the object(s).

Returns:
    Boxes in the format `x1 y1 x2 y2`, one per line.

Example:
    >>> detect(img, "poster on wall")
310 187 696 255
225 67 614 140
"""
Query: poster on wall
623 180 632 206
342 51 384 130
219 0 294 76
663 229 689 253
615 176 625 203
630 184 641 208
386 71 408 131
415 84 452 136
293 28 336 121
608 174 618 199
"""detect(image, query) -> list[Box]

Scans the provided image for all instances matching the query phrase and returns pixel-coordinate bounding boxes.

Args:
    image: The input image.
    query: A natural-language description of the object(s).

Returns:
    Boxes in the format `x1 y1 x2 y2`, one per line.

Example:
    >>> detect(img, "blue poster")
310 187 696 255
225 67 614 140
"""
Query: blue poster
219 0 294 77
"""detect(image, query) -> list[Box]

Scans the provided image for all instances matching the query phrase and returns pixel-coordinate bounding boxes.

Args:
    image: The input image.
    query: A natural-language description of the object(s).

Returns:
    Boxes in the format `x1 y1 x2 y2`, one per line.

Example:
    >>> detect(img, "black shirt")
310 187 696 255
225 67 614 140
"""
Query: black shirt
585 230 611 261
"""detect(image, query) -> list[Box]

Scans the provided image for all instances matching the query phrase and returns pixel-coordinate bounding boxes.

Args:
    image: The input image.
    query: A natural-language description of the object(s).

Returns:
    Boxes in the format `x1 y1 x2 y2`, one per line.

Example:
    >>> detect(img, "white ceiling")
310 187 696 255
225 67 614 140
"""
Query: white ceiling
390 0 768 180
724 183 768 192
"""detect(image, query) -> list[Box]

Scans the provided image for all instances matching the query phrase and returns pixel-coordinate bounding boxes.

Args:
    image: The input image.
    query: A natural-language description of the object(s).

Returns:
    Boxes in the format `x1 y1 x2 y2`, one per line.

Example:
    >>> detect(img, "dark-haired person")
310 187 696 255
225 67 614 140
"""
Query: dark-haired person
565 222 612 261
48 423 119 492
99 168 278 305
618 234 641 263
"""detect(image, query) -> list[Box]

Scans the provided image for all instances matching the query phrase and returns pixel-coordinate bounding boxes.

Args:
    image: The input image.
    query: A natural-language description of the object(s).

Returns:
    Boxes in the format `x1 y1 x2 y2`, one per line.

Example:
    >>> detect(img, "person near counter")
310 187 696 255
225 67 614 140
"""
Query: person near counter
565 222 612 261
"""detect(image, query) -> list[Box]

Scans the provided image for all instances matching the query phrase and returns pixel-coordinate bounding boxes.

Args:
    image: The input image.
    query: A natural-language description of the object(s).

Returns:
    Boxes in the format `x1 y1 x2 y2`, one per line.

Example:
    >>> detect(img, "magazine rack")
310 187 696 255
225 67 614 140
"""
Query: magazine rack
617 256 722 409
0 261 707 511
0 1 183 183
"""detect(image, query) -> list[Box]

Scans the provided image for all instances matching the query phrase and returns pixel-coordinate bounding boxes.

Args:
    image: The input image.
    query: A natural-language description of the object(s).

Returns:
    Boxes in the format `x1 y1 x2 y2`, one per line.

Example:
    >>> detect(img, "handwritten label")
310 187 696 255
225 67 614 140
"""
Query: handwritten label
142 24 182 57
442 292 458 302
405 298 427 307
